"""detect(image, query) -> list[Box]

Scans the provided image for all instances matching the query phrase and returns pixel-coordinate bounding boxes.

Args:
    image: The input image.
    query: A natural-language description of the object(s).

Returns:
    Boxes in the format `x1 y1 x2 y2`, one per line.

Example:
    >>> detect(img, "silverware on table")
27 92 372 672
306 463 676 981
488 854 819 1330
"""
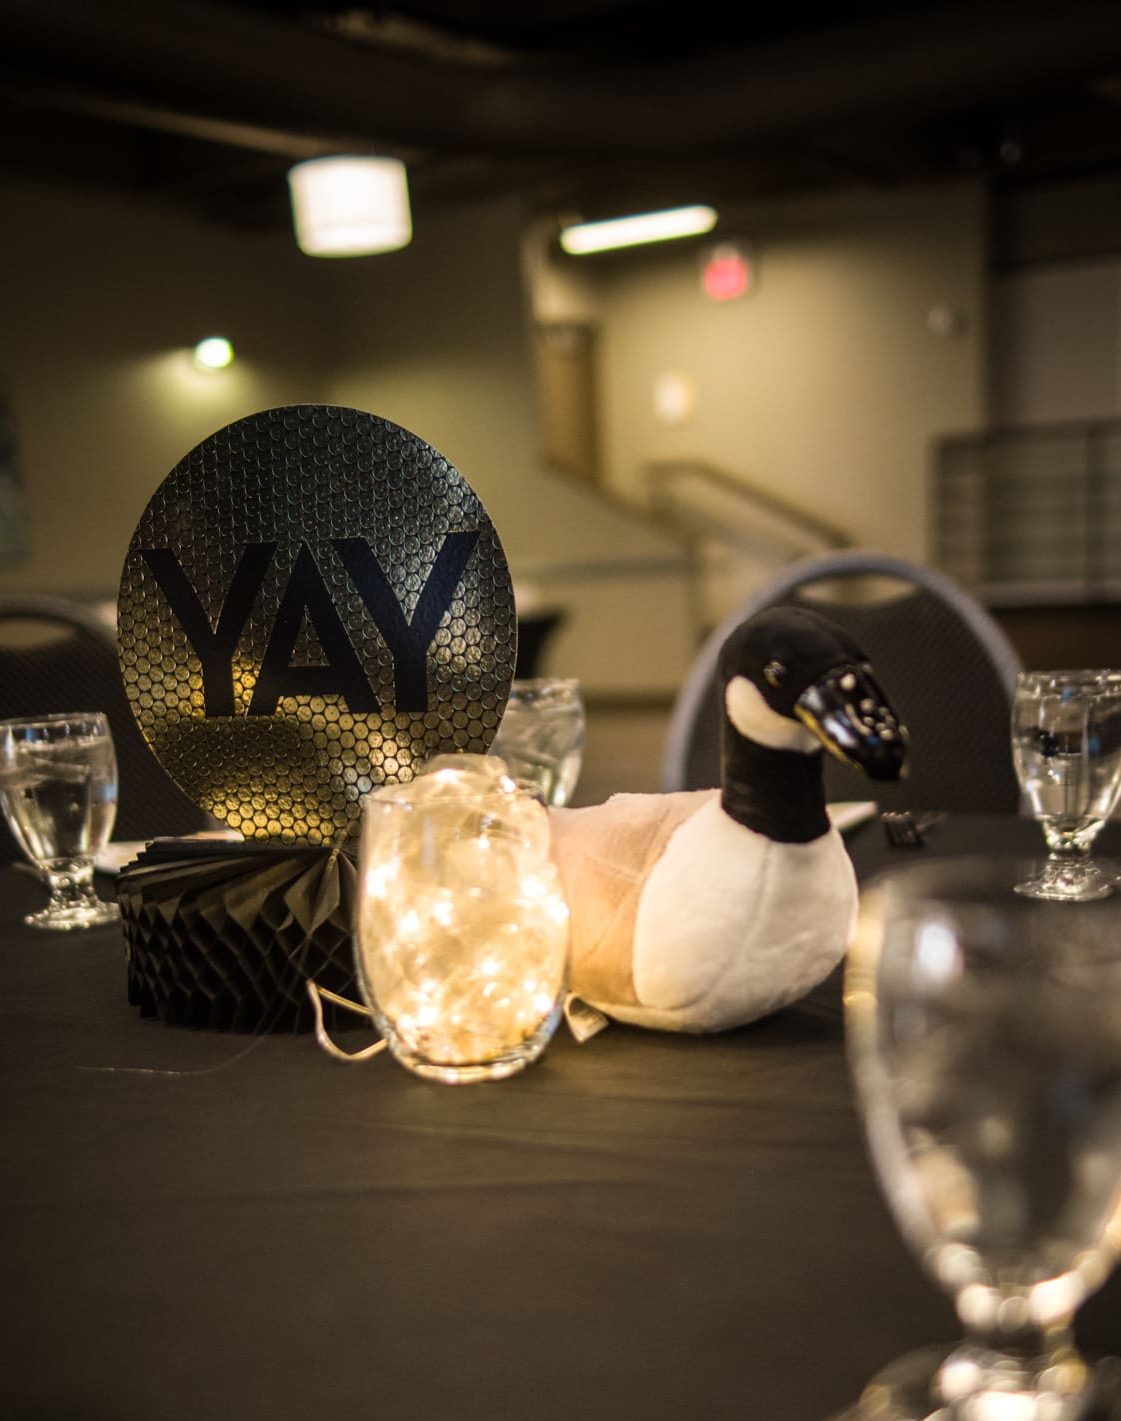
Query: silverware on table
881 809 945 848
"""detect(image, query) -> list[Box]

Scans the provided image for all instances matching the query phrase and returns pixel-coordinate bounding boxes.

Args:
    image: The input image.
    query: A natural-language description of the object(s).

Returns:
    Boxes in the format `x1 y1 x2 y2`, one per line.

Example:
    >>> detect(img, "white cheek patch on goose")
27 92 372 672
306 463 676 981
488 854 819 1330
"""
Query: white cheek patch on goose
725 675 819 754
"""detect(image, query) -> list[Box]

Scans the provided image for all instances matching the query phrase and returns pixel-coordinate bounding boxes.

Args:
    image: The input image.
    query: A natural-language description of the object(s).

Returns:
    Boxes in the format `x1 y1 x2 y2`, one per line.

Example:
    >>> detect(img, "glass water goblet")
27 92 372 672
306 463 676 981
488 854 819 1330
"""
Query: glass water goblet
490 677 585 806
841 856 1121 1421
1012 670 1121 902
0 712 121 930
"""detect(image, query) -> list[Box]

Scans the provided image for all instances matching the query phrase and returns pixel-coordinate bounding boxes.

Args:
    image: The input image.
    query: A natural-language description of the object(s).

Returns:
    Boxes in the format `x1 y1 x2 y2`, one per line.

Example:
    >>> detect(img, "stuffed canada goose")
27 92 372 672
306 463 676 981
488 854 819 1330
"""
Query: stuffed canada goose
549 606 907 1032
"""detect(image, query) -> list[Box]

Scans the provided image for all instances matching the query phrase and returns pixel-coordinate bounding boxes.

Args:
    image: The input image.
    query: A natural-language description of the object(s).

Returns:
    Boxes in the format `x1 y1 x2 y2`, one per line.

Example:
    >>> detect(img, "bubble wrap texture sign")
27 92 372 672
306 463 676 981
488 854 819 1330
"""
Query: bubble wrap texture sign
117 406 516 845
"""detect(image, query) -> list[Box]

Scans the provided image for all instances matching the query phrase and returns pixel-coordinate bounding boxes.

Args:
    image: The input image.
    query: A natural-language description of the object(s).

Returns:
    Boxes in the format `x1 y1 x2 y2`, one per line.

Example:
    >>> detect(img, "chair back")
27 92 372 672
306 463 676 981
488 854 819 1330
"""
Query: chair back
662 551 1025 814
0 594 213 860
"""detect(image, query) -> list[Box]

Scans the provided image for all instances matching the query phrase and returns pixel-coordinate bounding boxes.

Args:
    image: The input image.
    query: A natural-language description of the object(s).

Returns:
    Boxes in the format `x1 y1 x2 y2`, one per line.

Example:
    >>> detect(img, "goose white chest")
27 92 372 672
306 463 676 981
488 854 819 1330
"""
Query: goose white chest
625 793 858 1031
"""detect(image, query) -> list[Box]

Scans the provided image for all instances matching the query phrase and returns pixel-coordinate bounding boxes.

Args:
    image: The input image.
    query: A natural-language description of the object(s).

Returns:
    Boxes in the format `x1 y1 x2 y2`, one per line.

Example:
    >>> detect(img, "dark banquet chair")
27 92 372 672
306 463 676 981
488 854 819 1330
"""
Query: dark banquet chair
514 608 566 679
0 594 214 861
661 550 1025 815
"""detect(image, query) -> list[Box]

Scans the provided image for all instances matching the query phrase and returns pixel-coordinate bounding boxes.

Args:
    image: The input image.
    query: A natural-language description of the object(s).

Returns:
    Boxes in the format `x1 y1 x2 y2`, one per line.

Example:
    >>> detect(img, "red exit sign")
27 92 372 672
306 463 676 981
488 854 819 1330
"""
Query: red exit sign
702 242 752 302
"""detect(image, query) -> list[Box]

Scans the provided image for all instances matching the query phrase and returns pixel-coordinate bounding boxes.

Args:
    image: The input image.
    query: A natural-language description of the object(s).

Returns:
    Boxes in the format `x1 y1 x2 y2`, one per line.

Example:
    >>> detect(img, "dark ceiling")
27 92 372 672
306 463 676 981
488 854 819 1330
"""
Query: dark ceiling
4 0 1121 235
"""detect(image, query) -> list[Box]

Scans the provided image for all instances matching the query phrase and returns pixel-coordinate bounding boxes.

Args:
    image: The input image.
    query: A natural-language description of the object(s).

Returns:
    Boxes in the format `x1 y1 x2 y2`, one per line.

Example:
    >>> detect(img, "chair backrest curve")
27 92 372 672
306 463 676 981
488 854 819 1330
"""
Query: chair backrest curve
0 594 214 859
662 550 1025 815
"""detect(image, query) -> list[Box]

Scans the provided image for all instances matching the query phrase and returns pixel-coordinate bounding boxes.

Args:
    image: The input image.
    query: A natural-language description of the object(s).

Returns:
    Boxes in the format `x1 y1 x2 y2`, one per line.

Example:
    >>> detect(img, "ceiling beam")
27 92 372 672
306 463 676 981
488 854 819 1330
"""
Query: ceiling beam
3 0 1121 161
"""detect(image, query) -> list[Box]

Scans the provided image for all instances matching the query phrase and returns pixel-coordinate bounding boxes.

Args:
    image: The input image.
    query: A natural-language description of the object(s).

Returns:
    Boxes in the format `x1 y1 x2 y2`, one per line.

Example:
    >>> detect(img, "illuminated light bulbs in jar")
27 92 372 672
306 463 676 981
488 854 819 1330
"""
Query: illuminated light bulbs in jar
356 754 570 1083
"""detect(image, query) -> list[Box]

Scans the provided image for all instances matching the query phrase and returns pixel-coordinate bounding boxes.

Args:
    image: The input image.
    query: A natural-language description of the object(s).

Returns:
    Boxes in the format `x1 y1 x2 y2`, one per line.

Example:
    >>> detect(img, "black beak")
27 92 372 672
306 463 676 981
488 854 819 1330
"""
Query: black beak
794 663 907 782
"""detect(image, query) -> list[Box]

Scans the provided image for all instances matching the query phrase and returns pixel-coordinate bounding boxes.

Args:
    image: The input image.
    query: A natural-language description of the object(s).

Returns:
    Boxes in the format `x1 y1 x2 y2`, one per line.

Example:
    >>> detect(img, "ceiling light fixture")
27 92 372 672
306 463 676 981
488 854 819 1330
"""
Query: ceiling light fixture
559 205 717 255
288 155 412 257
192 336 235 371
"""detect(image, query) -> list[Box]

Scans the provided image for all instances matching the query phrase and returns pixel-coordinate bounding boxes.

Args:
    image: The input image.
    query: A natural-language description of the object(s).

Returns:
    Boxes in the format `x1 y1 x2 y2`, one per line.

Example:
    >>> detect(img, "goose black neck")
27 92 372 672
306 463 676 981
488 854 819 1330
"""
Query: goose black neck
720 728 831 844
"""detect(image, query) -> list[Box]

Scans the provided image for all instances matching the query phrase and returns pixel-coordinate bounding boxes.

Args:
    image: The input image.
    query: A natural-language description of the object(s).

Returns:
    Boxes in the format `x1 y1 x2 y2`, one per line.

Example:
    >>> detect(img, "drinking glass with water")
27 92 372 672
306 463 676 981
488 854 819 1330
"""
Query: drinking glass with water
843 857 1121 1420
1011 669 1121 901
0 712 121 930
490 678 585 806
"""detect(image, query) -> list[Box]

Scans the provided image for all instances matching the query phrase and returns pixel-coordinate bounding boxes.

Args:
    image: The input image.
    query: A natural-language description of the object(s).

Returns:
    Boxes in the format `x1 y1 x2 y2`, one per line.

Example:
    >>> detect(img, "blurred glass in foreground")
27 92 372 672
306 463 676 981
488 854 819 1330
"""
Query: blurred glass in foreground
840 856 1121 1420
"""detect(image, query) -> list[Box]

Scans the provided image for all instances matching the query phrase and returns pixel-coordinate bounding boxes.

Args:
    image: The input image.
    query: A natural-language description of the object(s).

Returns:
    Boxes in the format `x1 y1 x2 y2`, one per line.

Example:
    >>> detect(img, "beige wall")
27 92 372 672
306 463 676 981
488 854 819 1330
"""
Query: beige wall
0 178 692 694
0 177 335 597
991 258 1121 425
585 179 988 568
317 196 694 694
0 175 990 696
323 198 679 571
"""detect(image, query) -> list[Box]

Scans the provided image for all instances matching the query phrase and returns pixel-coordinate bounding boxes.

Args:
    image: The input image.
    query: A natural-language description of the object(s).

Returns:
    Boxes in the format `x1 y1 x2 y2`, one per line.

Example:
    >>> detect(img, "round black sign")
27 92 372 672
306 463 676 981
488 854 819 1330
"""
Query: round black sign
118 406 516 844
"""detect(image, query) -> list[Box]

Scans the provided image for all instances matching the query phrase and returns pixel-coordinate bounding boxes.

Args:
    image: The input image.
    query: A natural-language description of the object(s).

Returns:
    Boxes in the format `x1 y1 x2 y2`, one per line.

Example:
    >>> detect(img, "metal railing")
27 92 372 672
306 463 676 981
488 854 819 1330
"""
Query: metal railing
526 457 853 643
933 421 1121 604
644 459 849 559
643 458 851 634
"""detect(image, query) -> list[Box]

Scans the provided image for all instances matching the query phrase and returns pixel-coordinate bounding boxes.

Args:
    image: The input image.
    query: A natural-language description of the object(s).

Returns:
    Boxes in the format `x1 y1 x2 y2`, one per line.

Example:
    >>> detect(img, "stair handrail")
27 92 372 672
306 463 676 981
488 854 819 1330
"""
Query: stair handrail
644 458 851 554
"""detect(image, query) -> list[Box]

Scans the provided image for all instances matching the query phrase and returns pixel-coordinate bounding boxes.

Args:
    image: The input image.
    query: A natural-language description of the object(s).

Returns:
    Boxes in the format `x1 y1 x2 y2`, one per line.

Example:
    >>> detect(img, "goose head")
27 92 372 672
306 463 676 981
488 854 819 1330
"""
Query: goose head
718 606 907 782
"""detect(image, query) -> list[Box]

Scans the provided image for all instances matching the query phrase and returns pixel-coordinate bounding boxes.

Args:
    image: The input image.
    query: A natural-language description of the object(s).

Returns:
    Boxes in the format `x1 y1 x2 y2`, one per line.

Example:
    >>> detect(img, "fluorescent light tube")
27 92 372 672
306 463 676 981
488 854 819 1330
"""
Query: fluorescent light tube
559 205 717 255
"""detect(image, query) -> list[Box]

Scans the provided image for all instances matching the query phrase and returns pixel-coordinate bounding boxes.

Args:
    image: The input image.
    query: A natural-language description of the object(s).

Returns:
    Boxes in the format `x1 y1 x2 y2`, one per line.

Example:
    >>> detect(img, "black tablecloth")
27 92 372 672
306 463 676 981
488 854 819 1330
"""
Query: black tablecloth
2 816 1121 1421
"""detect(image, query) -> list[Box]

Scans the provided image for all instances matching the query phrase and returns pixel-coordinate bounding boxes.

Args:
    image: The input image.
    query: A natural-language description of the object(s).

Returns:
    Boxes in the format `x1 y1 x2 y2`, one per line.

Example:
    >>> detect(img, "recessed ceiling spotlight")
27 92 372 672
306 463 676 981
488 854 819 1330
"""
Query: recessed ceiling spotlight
559 205 717 255
192 336 235 371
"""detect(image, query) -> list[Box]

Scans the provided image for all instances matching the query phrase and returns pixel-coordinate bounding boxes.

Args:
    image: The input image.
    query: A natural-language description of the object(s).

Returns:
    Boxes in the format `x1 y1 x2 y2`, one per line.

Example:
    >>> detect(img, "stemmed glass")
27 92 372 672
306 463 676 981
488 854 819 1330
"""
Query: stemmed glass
0 712 120 930
490 677 586 806
1011 670 1121 902
841 856 1121 1420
